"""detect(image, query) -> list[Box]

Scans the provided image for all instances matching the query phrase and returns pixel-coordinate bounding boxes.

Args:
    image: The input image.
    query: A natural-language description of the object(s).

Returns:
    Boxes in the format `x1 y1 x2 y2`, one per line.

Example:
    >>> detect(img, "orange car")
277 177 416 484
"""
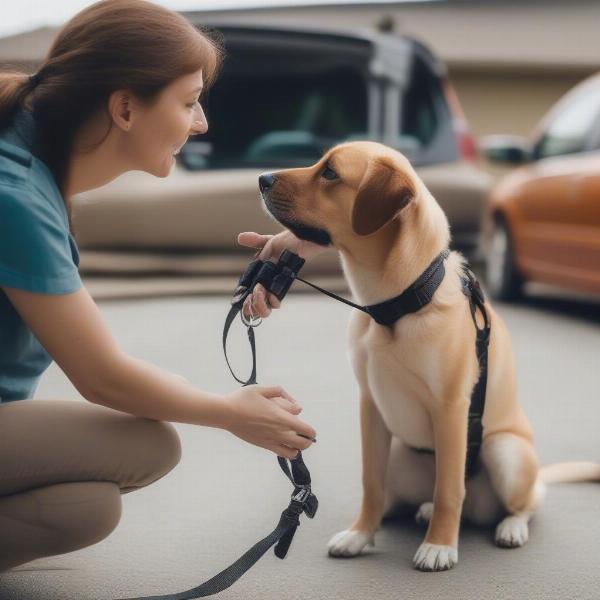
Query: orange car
482 73 600 301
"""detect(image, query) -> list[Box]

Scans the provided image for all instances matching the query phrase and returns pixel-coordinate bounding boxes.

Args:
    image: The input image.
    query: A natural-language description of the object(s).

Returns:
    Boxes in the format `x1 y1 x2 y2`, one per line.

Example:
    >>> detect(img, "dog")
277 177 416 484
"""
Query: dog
258 141 600 571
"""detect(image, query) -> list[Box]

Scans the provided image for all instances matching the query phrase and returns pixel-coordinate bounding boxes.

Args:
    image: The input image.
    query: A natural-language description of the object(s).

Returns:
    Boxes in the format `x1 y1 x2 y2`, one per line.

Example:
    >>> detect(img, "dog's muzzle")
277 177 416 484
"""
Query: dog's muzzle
259 172 332 247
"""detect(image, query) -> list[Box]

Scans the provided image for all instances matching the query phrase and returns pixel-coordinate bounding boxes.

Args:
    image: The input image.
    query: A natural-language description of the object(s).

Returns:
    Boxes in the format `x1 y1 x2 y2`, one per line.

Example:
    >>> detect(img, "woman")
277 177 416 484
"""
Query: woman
0 0 325 572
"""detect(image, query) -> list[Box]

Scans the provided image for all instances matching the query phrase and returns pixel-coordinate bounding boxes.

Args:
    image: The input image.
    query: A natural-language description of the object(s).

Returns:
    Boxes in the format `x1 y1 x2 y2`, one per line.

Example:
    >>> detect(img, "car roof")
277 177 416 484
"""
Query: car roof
191 20 446 76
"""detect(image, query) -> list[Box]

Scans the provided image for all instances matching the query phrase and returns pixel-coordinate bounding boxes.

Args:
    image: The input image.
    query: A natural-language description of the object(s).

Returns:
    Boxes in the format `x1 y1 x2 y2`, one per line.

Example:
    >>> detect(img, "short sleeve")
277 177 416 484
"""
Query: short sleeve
0 183 82 294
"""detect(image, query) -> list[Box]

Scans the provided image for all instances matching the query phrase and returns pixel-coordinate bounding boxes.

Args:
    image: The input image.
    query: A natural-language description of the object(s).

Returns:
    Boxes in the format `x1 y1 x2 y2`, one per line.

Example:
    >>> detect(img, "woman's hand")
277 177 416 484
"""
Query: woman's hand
223 384 317 459
237 230 328 319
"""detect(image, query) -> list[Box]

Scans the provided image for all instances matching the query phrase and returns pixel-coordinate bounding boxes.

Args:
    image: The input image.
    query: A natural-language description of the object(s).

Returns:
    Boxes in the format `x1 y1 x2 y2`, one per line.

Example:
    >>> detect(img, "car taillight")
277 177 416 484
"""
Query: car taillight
456 121 478 162
441 78 477 162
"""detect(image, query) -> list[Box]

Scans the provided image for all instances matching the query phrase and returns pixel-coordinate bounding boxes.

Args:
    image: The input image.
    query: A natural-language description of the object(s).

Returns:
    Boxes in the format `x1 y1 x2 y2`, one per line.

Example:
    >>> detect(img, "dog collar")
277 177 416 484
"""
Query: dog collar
295 248 451 327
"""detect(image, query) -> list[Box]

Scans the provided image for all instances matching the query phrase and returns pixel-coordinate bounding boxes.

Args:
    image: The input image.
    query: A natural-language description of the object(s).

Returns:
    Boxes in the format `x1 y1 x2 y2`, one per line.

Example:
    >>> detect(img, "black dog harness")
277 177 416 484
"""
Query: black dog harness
120 247 489 600
288 248 491 478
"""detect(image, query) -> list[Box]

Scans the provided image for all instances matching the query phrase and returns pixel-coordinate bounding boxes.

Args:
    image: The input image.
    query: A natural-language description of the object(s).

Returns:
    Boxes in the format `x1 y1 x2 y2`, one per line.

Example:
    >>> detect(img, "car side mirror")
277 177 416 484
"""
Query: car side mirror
479 135 532 165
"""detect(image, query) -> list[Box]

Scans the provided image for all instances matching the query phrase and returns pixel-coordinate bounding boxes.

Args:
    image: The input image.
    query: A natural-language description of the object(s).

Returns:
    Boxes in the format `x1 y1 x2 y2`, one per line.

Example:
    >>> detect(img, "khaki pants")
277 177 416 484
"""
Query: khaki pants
0 399 181 571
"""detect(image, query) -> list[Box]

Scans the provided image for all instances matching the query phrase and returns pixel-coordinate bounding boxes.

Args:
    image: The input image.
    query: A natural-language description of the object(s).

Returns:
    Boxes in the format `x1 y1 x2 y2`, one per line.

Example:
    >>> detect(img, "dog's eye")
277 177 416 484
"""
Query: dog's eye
321 164 338 181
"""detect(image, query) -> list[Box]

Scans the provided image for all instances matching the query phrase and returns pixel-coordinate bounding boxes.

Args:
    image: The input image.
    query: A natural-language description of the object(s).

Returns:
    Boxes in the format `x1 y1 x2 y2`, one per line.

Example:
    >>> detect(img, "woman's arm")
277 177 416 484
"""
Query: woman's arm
2 285 317 457
2 284 231 427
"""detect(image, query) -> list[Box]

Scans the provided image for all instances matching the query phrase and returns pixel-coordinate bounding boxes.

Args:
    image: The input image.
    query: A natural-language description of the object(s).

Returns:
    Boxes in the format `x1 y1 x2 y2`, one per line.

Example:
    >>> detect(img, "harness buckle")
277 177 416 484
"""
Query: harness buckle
288 485 319 519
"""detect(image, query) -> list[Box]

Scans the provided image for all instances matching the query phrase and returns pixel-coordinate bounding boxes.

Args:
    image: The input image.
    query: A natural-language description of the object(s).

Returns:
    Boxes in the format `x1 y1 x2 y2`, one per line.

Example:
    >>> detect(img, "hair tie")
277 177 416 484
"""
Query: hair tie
28 72 41 87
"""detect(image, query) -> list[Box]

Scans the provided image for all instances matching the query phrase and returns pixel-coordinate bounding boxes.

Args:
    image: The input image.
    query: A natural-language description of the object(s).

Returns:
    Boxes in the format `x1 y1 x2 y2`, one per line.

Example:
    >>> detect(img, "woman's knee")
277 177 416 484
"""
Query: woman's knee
119 418 182 492
146 420 182 478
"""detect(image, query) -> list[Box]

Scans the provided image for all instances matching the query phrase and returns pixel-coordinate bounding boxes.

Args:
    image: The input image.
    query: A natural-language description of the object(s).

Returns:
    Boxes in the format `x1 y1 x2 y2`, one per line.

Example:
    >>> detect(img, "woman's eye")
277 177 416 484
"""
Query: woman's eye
187 99 200 109
321 165 338 181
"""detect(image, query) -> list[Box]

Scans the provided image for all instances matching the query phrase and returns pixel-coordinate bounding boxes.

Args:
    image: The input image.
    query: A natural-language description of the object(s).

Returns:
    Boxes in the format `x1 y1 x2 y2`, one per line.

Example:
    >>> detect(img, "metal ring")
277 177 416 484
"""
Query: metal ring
240 304 262 328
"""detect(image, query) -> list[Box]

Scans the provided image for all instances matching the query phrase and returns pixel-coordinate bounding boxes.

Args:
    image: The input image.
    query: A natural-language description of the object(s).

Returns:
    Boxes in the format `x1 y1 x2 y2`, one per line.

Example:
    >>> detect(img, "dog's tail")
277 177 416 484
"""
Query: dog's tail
538 461 600 484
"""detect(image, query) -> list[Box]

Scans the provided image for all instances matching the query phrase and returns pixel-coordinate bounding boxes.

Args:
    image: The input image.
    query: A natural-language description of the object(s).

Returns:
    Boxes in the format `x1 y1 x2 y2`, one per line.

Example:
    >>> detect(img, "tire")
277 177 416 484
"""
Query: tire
485 218 524 301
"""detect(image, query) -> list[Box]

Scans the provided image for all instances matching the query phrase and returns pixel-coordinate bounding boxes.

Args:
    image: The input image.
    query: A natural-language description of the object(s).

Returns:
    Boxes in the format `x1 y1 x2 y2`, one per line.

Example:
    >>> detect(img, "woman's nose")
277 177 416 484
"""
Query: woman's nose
191 103 208 135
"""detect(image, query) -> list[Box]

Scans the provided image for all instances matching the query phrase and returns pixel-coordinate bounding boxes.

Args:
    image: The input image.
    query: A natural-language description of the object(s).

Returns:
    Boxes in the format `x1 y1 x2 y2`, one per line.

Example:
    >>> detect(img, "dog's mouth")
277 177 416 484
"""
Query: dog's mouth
262 193 332 247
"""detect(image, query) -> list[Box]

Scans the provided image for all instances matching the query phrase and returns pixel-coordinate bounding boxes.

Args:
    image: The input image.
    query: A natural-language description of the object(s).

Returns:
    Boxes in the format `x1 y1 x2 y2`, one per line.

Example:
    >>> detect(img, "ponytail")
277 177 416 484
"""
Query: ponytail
0 71 37 132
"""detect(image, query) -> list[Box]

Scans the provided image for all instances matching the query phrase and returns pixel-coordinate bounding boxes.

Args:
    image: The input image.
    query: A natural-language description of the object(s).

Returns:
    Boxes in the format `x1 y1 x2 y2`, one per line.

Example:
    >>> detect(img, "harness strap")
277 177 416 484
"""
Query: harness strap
460 267 491 479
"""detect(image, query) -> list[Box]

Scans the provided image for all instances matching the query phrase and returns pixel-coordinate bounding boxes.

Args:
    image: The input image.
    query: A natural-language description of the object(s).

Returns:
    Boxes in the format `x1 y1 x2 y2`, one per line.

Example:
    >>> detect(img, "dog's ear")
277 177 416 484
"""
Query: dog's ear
351 158 415 236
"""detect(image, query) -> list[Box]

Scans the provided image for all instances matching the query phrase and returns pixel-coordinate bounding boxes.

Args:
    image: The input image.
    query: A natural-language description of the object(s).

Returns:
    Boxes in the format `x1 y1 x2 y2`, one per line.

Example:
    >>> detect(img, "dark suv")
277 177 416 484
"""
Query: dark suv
74 24 492 284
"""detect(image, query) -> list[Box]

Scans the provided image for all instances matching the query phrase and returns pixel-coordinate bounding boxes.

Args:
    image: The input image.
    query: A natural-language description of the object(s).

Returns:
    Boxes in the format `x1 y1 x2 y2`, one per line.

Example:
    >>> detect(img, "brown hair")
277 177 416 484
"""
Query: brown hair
0 0 222 233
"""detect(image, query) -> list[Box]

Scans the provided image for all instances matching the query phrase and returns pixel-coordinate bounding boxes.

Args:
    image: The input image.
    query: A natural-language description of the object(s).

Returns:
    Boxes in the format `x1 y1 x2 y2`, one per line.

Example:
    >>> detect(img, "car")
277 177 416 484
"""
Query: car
481 71 600 301
73 23 492 285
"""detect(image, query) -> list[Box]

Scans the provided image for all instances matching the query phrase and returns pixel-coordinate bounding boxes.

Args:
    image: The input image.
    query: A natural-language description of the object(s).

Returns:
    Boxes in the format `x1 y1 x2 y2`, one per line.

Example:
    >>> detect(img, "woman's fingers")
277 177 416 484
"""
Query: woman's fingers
237 231 270 249
261 387 316 435
281 430 314 450
270 431 315 459
252 286 272 317
272 396 302 415
241 283 279 319
238 232 285 318
267 292 281 309
273 444 300 460
260 385 295 403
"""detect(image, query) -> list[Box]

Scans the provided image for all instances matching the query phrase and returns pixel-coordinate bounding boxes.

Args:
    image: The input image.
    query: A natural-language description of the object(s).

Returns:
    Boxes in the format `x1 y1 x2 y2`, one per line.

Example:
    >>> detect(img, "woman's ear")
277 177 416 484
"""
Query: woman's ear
108 89 134 132
351 158 415 236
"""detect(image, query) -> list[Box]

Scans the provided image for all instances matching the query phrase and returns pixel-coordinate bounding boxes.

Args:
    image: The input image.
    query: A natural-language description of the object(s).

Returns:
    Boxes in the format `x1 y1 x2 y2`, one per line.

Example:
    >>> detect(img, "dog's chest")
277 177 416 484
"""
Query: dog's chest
357 336 436 450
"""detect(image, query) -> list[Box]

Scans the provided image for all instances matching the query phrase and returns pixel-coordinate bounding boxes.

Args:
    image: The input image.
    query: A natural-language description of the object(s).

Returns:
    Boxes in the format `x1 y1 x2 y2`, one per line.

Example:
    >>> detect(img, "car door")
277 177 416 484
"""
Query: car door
568 151 600 293
514 78 600 285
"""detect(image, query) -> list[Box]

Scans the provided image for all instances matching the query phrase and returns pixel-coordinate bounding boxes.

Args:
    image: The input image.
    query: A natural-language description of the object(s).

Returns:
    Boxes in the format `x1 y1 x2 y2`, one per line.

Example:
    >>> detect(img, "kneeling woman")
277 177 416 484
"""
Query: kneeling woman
0 0 320 572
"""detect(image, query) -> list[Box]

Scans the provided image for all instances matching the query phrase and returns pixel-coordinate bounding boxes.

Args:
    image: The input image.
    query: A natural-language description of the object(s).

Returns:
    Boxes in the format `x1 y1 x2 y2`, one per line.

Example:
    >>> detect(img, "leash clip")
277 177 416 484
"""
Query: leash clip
240 309 262 328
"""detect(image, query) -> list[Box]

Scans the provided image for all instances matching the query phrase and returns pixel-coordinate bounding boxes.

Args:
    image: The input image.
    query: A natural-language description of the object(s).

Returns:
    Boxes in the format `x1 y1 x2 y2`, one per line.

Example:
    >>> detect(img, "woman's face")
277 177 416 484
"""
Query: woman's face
130 69 207 177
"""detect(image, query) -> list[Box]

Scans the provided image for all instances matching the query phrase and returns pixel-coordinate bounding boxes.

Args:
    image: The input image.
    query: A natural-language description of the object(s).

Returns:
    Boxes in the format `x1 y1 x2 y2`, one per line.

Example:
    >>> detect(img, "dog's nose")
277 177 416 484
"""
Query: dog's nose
259 173 275 193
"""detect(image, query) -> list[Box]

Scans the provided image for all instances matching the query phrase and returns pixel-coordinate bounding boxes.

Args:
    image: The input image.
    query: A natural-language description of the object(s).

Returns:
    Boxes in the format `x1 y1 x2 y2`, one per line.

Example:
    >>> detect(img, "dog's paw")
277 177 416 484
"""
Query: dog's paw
495 515 529 548
413 542 458 571
415 502 434 526
327 529 374 558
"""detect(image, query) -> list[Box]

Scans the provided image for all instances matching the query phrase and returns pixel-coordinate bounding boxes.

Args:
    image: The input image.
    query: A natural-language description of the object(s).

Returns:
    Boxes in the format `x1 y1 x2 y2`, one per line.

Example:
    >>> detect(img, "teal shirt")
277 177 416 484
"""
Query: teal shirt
0 107 82 402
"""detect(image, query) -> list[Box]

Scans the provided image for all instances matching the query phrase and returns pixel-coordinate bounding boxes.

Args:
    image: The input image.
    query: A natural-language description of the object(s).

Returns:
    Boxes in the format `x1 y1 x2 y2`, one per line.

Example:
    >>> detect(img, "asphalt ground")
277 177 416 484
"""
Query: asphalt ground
1 281 599 600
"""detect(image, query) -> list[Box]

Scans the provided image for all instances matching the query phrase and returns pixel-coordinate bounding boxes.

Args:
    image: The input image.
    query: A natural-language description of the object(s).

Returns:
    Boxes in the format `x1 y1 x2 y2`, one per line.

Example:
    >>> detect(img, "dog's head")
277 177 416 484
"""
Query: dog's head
258 141 421 249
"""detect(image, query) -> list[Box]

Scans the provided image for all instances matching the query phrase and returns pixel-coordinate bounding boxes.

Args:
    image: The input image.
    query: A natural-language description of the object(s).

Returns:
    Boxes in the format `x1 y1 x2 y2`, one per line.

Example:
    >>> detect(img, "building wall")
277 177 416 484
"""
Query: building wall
448 68 590 139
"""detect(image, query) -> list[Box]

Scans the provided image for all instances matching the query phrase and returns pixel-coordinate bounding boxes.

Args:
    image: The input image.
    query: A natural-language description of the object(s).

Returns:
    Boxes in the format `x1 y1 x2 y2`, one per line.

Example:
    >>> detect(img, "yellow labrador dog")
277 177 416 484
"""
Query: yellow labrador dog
258 141 600 571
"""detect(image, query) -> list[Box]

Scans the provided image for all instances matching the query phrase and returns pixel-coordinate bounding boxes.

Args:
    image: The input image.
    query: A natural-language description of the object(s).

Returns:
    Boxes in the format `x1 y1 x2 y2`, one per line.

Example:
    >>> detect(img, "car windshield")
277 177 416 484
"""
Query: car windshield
181 48 369 170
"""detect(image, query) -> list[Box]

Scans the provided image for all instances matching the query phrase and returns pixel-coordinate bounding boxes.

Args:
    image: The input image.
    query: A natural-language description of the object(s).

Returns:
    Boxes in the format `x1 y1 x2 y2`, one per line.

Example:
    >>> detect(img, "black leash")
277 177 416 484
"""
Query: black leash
118 250 318 600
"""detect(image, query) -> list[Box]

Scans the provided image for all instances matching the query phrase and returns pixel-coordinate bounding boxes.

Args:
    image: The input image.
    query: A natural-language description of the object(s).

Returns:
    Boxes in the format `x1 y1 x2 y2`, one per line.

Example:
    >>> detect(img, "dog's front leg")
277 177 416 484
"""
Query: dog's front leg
413 399 469 571
327 391 391 557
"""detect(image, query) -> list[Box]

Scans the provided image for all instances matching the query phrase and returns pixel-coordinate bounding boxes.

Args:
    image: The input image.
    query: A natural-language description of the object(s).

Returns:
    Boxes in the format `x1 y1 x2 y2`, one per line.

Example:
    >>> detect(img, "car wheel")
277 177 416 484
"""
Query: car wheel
486 218 524 301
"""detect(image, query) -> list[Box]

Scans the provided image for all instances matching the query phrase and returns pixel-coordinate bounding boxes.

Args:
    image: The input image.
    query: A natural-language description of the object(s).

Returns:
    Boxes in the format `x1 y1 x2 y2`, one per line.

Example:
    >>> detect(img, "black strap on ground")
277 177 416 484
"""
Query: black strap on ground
117 461 317 600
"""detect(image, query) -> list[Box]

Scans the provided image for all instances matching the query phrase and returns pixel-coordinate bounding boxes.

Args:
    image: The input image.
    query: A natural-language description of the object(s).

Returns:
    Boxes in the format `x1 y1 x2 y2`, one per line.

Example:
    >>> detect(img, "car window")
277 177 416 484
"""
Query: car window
400 55 440 148
534 81 600 159
185 61 368 170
